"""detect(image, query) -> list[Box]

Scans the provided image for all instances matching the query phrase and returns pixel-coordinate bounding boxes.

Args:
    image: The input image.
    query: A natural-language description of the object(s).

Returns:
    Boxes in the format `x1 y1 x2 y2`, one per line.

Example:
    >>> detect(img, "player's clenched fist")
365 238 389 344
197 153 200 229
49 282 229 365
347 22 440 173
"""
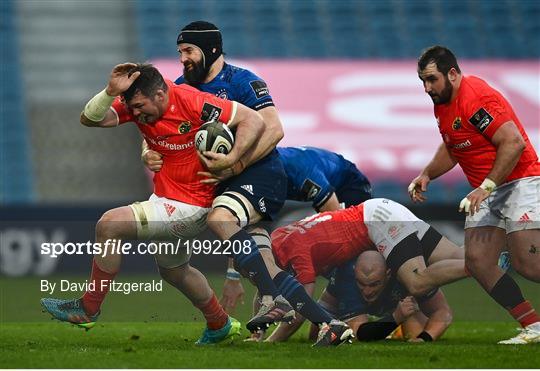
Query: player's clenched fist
407 174 430 203
142 149 163 172
393 296 419 324
105 63 141 96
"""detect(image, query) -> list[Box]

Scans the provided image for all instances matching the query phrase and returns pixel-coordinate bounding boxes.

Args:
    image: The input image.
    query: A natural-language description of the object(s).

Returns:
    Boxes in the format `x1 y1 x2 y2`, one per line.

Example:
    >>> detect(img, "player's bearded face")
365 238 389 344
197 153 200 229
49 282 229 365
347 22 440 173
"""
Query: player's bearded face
430 75 453 105
183 58 208 85
419 63 454 105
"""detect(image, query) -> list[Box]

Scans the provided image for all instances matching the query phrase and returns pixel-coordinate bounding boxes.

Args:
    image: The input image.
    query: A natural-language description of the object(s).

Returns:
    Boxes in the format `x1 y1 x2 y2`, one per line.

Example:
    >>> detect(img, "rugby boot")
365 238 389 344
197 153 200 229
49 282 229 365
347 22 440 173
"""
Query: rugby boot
196 316 241 345
313 319 354 347
40 298 98 330
498 322 540 344
246 295 295 332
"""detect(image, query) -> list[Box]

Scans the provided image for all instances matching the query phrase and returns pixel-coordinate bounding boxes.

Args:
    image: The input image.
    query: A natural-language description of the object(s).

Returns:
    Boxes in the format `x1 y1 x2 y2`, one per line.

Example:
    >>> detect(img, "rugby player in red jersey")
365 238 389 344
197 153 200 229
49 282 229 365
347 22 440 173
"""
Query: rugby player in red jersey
40 62 266 344
142 22 356 346
246 198 467 341
410 45 540 344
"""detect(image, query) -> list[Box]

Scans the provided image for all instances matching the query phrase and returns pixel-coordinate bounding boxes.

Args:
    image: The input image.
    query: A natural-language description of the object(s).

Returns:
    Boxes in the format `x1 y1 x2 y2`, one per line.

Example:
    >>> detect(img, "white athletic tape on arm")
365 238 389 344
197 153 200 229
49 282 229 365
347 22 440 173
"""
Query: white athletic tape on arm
407 182 417 197
226 268 241 281
459 178 495 212
110 106 120 126
83 89 115 122
141 140 151 158
479 178 496 193
459 197 471 212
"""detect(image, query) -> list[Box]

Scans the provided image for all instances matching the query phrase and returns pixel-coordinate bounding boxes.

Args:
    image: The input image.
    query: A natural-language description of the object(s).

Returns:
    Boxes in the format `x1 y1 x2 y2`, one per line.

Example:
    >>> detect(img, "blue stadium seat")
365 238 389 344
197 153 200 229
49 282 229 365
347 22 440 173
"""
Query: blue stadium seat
0 0 34 203
134 0 540 59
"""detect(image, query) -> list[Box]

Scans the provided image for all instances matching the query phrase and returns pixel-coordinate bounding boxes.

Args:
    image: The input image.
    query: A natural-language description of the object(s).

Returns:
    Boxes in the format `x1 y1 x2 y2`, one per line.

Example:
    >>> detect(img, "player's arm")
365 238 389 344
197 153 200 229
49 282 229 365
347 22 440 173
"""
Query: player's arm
408 143 458 202
308 288 338 340
80 105 119 128
226 103 265 163
420 142 458 180
199 102 264 173
307 289 369 340
486 121 526 184
459 121 526 215
356 296 419 341
412 289 453 342
80 63 140 128
231 106 284 173
266 282 315 342
219 257 245 314
302 171 338 212
317 193 342 212
345 314 370 336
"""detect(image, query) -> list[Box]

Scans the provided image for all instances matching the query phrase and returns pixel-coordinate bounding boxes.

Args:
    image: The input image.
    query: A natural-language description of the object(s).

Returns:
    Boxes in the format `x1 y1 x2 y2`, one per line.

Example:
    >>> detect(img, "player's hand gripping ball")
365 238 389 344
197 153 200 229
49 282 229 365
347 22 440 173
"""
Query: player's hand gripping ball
195 120 234 154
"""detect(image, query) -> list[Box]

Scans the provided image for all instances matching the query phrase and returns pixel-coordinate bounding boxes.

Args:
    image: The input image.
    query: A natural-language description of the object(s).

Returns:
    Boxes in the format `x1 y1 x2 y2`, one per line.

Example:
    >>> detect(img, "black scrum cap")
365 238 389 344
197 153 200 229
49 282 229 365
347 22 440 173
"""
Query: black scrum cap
177 21 223 69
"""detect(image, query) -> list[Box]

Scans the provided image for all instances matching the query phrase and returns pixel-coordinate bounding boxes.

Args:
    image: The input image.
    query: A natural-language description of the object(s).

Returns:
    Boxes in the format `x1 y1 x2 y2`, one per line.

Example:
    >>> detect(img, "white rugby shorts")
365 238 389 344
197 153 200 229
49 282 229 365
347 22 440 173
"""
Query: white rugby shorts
465 176 540 233
129 194 210 268
363 198 430 259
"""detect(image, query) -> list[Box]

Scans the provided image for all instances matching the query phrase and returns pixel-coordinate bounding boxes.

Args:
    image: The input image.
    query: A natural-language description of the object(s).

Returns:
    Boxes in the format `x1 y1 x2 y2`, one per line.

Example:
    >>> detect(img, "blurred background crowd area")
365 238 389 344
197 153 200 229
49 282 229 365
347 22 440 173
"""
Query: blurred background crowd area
0 0 538 276
1 0 538 205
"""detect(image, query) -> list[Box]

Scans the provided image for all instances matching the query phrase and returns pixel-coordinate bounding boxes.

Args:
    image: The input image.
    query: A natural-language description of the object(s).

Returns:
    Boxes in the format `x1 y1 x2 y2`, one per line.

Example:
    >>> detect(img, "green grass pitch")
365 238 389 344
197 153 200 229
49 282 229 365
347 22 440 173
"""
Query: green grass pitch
1 274 539 368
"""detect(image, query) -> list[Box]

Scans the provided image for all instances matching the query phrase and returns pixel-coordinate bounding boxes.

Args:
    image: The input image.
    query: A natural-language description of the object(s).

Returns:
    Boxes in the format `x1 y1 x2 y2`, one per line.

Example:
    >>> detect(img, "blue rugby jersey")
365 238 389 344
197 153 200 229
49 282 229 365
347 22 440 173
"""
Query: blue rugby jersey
327 259 407 321
278 146 370 208
176 63 274 111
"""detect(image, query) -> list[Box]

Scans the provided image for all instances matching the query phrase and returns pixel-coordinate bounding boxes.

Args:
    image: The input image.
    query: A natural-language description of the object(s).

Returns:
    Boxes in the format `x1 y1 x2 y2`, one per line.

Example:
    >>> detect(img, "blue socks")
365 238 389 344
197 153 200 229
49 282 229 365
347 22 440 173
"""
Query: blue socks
230 230 280 297
273 271 332 325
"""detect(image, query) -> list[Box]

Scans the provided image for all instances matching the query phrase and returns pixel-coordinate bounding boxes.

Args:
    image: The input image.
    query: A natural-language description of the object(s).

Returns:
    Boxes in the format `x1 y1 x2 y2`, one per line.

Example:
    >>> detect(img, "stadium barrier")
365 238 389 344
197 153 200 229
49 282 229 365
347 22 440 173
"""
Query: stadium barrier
1 203 465 277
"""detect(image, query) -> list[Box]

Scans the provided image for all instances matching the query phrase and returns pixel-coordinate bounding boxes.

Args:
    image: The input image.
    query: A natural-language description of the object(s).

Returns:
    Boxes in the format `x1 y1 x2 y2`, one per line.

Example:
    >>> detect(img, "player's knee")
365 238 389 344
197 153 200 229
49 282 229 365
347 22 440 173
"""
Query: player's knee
96 209 120 240
247 227 271 248
157 265 176 286
437 298 454 328
157 264 189 286
206 207 238 235
408 285 432 298
96 207 136 241
404 276 432 298
207 205 241 223
511 257 540 283
208 193 251 228
464 248 485 274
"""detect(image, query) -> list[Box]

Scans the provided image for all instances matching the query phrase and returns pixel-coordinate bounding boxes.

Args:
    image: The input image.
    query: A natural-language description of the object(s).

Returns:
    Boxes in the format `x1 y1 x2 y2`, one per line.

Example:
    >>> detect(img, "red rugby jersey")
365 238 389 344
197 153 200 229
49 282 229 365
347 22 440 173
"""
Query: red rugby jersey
271 204 374 284
434 75 540 188
112 81 236 207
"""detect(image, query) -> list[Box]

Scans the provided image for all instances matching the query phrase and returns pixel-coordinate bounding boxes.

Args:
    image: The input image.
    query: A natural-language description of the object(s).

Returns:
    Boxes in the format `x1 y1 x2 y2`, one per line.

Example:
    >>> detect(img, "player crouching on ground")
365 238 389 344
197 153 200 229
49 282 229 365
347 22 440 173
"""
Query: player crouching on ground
249 197 467 342
308 251 453 343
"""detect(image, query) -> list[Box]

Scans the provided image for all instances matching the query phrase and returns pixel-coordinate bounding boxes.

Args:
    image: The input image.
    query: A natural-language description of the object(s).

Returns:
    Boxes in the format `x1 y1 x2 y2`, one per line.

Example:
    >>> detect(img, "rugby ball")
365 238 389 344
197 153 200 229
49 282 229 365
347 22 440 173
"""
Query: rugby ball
195 120 235 154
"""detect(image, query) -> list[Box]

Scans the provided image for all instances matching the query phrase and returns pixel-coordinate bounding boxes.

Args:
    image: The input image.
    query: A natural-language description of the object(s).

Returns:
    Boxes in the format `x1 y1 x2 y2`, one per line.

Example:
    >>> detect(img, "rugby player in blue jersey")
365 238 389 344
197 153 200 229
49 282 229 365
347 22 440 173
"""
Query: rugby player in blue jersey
146 144 374 342
308 251 454 343
143 21 352 346
277 146 371 211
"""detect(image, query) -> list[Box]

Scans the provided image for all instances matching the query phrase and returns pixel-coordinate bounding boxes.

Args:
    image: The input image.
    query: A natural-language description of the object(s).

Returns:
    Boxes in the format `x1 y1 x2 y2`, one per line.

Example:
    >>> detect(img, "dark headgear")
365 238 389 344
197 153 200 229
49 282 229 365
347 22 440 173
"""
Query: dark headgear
177 21 223 69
